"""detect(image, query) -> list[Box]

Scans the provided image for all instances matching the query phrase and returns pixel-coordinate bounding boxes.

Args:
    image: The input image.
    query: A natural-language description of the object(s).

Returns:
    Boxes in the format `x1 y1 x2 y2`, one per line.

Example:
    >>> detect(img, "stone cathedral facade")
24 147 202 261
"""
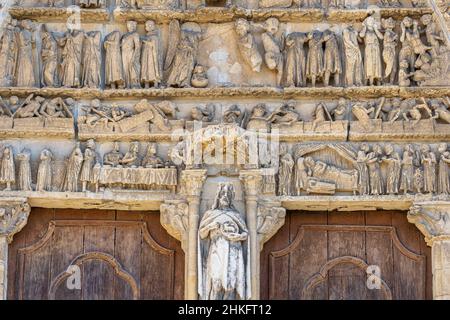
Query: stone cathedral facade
0 0 449 300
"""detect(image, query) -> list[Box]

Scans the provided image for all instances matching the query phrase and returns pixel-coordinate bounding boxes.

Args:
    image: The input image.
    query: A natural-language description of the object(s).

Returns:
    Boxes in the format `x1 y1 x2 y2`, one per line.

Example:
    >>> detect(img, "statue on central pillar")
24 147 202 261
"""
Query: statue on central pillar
198 183 250 300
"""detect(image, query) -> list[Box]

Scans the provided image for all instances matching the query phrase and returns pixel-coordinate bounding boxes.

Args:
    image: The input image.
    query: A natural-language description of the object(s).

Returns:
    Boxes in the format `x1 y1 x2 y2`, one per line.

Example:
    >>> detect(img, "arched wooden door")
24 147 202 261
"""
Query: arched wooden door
261 210 432 300
7 208 184 300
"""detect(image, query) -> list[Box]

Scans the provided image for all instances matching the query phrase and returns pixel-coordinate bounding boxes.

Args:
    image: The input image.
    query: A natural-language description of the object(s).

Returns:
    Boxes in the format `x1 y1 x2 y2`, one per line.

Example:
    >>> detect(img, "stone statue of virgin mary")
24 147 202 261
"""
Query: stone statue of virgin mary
198 183 251 300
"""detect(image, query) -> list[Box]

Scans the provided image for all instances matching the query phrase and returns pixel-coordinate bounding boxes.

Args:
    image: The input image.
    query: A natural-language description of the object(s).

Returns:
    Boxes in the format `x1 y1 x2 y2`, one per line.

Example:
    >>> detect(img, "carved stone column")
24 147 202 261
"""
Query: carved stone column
0 198 31 300
408 202 450 300
181 169 207 300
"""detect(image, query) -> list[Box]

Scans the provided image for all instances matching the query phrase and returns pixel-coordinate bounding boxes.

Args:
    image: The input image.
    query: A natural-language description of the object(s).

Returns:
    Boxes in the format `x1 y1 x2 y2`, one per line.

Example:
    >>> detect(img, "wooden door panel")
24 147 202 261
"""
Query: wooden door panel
261 211 432 300
8 209 184 300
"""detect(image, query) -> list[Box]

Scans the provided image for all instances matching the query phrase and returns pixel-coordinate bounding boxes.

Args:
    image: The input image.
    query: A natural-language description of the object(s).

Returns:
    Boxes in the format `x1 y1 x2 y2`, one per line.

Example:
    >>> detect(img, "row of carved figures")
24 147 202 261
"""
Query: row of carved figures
2 95 450 132
11 0 434 9
0 17 208 89
1 11 447 89
0 140 176 193
277 142 450 196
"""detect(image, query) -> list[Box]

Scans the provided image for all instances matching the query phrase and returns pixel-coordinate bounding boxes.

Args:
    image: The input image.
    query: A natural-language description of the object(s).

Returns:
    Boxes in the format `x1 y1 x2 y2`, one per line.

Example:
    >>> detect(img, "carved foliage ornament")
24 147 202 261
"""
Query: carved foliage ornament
408 202 450 246
160 201 189 251
0 201 31 243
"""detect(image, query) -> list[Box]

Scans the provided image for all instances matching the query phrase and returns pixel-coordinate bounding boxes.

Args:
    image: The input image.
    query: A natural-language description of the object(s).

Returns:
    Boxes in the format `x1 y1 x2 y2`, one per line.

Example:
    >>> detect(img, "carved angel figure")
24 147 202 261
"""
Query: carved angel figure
165 21 202 88
198 183 250 300
235 19 262 73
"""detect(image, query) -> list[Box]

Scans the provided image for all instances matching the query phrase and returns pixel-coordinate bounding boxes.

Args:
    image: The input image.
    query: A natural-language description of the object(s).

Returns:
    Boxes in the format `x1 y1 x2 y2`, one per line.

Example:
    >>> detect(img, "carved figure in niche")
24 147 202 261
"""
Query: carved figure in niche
142 143 164 168
14 95 45 118
192 104 215 122
343 26 363 87
367 145 384 195
398 60 413 87
306 30 324 87
356 143 370 195
360 12 383 86
267 101 300 125
246 104 270 132
17 149 31 191
141 20 162 89
78 0 105 8
104 31 125 89
261 18 284 87
122 21 141 89
284 32 307 87
58 26 84 88
0 146 15 191
400 144 415 195
40 97 73 118
421 144 437 194
278 144 294 196
382 144 401 195
235 19 262 73
82 31 101 89
381 18 398 85
323 30 341 87
62 143 83 192
103 142 123 167
294 156 310 196
0 16 18 87
437 143 450 194
223 105 247 127
165 21 202 88
303 157 341 195
16 20 36 87
191 65 209 88
198 183 250 300
36 149 53 192
312 102 332 130
421 14 444 58
41 24 58 88
80 139 97 192
332 98 348 121
120 142 140 167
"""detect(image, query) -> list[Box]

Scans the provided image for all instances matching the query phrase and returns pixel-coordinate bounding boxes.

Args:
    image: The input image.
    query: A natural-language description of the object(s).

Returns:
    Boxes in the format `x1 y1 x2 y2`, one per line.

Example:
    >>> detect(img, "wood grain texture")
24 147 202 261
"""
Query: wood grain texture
261 210 432 300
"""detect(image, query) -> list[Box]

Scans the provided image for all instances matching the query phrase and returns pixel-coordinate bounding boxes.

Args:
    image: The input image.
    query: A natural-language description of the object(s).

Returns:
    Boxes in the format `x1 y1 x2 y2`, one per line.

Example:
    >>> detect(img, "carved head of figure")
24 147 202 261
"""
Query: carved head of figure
304 157 315 170
279 144 289 156
402 17 413 28
420 144 431 153
112 142 120 152
235 18 250 37
392 98 402 108
384 144 394 156
146 143 157 156
21 19 34 31
145 20 156 33
213 183 235 211
65 98 75 107
252 104 267 117
373 144 383 156
360 143 370 153
382 17 396 30
191 106 203 121
86 139 95 150
399 60 409 70
130 142 139 154
264 18 280 35
438 143 448 153
420 14 432 26
91 99 101 108
9 96 19 107
127 20 137 32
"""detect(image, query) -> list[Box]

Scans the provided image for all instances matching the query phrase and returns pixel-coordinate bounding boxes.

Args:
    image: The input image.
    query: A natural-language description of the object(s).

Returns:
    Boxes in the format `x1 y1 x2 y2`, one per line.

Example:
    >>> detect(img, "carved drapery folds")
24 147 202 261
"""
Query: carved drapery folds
257 201 286 249
160 200 189 251
408 201 450 299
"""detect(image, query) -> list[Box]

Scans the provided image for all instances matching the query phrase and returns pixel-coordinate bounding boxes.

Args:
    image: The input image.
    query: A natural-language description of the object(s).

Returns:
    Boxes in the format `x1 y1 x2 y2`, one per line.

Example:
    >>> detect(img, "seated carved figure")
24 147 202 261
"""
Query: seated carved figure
142 143 164 168
14 95 45 118
103 142 123 167
191 104 215 122
120 142 140 167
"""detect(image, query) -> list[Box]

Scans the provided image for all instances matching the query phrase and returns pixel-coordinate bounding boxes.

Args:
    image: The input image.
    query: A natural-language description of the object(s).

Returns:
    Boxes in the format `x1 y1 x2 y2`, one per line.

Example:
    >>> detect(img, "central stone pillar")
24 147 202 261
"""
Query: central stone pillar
408 202 450 300
0 198 31 300
181 169 207 300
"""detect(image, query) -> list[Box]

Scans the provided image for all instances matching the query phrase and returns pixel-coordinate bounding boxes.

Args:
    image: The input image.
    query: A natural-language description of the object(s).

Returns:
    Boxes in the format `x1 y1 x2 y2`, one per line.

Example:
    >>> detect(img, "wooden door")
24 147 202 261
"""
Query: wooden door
7 208 184 300
261 211 432 300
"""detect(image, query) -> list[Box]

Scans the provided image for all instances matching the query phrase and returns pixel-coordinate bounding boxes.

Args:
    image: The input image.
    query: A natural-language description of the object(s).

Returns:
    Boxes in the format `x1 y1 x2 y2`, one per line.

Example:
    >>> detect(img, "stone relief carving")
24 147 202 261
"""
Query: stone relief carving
198 183 250 300
408 203 450 245
0 201 31 243
160 200 188 250
257 201 286 248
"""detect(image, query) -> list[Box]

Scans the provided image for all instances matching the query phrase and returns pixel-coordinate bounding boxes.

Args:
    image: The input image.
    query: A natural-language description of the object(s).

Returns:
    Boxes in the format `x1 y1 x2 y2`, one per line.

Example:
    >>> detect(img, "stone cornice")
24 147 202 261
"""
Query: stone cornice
8 6 110 22
0 198 30 243
408 201 450 246
1 86 449 101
